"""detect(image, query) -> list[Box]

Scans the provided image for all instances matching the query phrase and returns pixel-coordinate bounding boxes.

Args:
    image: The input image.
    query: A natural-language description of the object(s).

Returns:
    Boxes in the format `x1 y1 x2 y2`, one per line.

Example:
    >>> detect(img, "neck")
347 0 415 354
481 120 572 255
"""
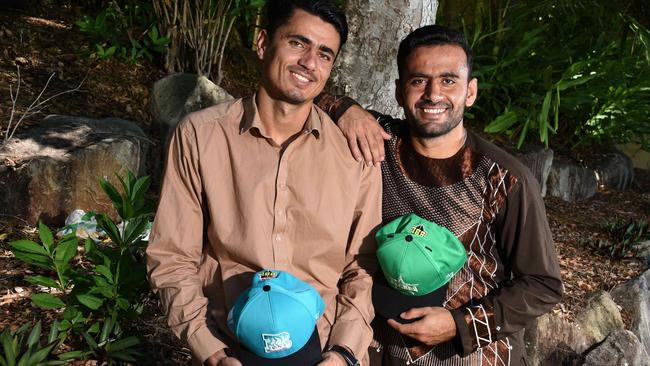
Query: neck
255 87 312 146
411 122 467 159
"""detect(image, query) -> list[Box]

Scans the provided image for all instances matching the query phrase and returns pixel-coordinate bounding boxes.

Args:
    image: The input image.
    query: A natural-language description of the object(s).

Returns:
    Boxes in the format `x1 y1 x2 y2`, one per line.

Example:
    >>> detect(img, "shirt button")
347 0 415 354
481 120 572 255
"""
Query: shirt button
275 234 282 241
279 183 287 190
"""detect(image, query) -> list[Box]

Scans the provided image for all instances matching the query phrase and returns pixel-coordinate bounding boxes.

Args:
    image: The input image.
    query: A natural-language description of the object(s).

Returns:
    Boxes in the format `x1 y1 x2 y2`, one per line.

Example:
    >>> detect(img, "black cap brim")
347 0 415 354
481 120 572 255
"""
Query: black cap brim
236 328 322 366
372 272 448 324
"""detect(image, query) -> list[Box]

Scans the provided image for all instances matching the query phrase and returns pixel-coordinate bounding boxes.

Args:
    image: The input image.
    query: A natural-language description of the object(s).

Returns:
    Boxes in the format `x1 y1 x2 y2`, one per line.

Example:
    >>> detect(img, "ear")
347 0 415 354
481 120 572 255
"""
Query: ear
465 77 478 107
394 79 404 107
256 29 269 61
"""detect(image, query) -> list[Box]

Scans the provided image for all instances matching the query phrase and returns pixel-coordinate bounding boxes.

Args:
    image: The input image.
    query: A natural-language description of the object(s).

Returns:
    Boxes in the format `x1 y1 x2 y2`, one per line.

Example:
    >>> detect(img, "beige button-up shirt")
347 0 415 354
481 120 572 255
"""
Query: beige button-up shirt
147 95 382 363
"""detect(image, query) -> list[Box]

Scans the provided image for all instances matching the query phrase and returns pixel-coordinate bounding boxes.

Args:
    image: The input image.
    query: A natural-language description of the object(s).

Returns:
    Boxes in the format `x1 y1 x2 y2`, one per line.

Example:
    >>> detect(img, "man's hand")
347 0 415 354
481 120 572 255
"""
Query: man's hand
204 349 242 366
387 307 457 346
317 351 348 366
339 104 391 167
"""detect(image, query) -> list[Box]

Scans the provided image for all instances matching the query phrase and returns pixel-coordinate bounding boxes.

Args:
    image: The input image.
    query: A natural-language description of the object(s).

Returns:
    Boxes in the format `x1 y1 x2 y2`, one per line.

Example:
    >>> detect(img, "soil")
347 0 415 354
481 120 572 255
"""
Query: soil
0 3 649 366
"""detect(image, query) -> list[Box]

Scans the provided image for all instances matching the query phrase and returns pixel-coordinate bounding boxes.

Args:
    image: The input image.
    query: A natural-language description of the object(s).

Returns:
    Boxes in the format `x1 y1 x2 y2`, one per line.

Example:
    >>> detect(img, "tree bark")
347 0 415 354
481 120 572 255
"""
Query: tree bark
330 0 438 117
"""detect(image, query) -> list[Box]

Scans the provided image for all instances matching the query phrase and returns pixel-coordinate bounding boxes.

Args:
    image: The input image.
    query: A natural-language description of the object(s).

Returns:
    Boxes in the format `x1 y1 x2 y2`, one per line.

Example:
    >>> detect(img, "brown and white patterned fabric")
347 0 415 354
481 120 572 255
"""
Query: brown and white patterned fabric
368 117 563 366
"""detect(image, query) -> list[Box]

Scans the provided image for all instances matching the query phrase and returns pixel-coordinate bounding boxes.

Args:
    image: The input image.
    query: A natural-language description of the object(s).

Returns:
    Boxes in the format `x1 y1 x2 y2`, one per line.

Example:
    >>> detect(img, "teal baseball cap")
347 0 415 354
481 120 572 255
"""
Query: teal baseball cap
227 270 325 363
373 214 467 321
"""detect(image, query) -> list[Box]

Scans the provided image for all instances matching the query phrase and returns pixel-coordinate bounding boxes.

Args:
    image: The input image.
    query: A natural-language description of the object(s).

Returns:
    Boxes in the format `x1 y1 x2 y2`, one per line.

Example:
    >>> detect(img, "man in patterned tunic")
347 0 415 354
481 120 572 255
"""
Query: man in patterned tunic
316 25 563 366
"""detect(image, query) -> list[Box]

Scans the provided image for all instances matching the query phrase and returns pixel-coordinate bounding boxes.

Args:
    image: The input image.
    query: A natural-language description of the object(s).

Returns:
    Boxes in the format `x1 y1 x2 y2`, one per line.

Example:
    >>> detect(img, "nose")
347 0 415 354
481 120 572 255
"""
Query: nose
424 81 442 102
297 48 317 71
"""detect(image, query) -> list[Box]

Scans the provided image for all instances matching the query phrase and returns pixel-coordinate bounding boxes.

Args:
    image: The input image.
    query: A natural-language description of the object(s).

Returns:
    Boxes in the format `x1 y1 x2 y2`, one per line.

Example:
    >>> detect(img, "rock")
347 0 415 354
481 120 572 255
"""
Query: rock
331 1 437 118
150 73 233 144
0 115 148 226
514 147 553 197
635 240 650 267
617 142 650 171
594 151 635 190
583 330 650 366
575 291 624 345
524 312 589 366
547 160 598 201
610 269 650 356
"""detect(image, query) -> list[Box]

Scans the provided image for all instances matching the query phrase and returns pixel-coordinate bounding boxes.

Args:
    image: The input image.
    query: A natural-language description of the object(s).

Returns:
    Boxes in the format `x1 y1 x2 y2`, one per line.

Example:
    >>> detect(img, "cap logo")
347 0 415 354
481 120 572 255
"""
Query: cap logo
259 270 279 281
387 275 419 295
262 332 293 353
411 225 427 237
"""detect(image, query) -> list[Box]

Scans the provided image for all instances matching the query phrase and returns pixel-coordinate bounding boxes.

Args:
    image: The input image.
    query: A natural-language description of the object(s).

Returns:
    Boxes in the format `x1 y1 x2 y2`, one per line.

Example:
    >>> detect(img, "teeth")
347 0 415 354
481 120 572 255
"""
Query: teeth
423 108 445 114
292 72 309 82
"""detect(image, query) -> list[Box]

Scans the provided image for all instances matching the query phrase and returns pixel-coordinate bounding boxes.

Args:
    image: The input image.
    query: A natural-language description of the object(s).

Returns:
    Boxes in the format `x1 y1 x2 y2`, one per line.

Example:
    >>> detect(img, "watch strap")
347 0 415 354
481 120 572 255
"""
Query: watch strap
328 345 359 366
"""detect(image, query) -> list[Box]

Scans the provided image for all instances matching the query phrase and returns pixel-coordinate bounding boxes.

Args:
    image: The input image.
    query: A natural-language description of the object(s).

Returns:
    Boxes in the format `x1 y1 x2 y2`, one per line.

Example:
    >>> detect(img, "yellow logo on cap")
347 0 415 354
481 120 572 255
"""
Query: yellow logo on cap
259 270 279 281
411 225 427 237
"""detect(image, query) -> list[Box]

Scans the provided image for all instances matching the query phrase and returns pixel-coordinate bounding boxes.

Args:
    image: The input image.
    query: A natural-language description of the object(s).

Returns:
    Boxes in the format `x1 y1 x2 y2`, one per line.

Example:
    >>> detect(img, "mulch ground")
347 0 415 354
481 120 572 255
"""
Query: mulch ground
1 3 648 365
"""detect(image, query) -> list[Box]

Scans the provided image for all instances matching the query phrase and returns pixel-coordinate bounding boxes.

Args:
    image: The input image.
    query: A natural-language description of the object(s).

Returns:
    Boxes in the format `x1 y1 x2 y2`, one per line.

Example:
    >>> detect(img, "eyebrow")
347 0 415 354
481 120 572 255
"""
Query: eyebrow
288 34 336 58
407 71 461 79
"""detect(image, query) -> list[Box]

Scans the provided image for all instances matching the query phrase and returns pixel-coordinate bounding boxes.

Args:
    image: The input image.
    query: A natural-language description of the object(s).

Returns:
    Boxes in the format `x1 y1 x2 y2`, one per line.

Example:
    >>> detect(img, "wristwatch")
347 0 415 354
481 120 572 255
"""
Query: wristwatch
328 345 360 366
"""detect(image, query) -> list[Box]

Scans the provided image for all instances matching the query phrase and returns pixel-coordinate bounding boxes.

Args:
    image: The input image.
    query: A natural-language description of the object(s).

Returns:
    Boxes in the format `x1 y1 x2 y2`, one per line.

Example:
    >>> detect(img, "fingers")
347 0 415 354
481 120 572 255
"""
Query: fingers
401 306 430 319
387 318 417 337
346 133 363 162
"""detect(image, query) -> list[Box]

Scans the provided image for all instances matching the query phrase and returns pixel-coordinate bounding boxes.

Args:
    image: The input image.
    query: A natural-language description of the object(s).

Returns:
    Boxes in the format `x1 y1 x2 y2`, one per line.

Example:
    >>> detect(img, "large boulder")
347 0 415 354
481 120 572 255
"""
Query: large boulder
593 151 635 190
524 312 588 366
575 291 625 345
547 160 598 201
150 73 233 144
610 269 650 356
583 330 650 366
0 115 148 226
514 147 554 197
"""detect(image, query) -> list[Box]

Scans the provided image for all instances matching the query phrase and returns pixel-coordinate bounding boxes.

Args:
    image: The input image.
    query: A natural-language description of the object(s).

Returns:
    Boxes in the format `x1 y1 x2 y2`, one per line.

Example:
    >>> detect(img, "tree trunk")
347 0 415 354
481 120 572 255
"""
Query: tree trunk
330 0 438 117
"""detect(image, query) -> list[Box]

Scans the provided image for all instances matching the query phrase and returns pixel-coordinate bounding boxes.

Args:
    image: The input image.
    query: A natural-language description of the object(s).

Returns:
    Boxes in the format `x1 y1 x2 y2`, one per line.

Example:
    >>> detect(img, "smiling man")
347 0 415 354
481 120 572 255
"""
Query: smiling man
146 1 381 366
318 25 563 366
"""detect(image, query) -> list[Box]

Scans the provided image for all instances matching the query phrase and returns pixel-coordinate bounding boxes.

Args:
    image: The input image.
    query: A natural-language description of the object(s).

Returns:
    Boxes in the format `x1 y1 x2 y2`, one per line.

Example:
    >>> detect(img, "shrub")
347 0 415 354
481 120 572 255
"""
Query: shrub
8 171 153 364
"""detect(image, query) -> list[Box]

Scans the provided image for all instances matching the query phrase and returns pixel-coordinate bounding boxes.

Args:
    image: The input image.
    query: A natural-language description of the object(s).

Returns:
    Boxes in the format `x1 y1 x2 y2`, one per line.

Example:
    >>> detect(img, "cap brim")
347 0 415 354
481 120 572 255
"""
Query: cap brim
236 328 322 366
372 273 448 324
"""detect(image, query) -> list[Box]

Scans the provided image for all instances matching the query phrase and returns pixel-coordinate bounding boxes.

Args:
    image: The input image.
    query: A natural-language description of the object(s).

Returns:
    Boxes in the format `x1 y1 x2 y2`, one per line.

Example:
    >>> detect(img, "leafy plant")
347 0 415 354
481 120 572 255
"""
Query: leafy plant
460 0 650 150
8 171 153 364
585 218 649 259
0 321 84 365
76 1 169 63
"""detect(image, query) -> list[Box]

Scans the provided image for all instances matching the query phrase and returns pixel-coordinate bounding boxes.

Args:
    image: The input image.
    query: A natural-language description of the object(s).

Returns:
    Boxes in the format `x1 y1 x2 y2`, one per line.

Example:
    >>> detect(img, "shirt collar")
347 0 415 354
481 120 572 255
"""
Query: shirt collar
240 94 322 138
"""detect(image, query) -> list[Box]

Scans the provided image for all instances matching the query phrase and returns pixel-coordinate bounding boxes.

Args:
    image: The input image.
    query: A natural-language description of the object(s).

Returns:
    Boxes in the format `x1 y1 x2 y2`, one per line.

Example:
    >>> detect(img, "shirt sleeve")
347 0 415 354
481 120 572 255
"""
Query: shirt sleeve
327 162 383 360
146 119 228 363
450 174 563 356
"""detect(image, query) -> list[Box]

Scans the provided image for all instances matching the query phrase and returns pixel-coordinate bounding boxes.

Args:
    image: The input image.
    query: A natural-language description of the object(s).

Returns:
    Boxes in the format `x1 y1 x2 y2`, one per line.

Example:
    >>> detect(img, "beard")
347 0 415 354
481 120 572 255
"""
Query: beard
406 101 465 138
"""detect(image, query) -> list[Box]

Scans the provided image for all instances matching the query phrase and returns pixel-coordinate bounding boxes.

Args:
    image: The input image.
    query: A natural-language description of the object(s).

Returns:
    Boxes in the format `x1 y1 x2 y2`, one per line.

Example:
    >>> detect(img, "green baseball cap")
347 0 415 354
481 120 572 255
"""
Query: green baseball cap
375 213 467 297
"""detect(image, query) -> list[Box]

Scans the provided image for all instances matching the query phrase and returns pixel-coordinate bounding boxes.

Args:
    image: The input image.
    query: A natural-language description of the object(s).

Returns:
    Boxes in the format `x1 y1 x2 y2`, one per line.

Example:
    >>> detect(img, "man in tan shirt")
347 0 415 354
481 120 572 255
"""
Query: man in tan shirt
146 1 382 365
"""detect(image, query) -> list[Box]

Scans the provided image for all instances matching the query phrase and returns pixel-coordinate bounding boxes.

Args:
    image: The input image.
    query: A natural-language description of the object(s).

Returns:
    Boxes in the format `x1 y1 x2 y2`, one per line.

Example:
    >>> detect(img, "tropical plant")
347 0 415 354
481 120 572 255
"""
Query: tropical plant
76 1 169 63
585 217 649 259
8 171 153 364
459 0 650 150
0 321 84 365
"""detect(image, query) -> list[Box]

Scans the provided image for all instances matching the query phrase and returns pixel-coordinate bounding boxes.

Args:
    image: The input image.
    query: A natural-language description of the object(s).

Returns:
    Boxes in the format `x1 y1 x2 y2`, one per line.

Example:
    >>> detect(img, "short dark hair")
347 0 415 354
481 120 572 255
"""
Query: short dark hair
266 0 348 48
397 25 473 79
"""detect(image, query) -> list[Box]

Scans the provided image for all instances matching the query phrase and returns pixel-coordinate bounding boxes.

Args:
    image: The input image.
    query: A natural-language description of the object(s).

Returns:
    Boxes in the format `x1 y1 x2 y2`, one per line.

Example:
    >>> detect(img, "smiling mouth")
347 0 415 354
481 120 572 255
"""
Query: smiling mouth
422 108 447 114
290 71 313 84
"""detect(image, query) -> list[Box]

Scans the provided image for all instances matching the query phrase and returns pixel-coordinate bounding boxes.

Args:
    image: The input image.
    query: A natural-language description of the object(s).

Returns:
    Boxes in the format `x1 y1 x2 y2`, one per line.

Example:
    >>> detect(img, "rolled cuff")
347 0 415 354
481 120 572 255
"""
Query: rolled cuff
328 320 372 361
450 308 474 357
187 325 228 364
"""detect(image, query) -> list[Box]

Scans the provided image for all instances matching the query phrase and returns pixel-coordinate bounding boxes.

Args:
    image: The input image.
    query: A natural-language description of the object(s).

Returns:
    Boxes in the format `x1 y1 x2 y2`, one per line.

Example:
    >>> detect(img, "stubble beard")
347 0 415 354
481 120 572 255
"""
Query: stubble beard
408 106 465 138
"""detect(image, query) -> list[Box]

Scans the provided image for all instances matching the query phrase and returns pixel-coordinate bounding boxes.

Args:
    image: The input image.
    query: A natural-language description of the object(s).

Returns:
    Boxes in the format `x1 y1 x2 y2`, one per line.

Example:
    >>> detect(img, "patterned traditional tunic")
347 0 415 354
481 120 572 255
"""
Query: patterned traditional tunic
370 118 563 366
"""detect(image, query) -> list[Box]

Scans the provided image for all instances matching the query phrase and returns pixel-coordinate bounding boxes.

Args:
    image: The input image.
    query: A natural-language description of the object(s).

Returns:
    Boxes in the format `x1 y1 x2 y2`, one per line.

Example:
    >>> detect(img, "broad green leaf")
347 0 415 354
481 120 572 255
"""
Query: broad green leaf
1 328 16 366
538 90 553 145
31 294 65 309
11 252 51 269
47 322 59 344
100 318 114 344
107 350 137 362
99 178 123 209
94 265 114 283
76 294 104 310
116 298 130 311
96 214 122 246
484 110 518 133
38 222 54 249
54 240 78 264
80 331 98 351
25 275 59 289
557 74 598 91
84 238 97 255
123 218 148 246
87 322 100 334
56 350 85 361
130 176 150 202
26 342 56 365
9 240 48 256
26 321 41 349
106 336 140 352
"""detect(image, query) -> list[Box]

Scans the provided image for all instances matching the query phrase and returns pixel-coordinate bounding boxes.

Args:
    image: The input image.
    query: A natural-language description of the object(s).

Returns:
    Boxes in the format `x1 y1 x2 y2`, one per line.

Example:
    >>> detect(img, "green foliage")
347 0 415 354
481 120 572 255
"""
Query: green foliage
0 321 84 365
586 218 649 259
76 1 169 63
8 171 153 364
462 0 650 150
